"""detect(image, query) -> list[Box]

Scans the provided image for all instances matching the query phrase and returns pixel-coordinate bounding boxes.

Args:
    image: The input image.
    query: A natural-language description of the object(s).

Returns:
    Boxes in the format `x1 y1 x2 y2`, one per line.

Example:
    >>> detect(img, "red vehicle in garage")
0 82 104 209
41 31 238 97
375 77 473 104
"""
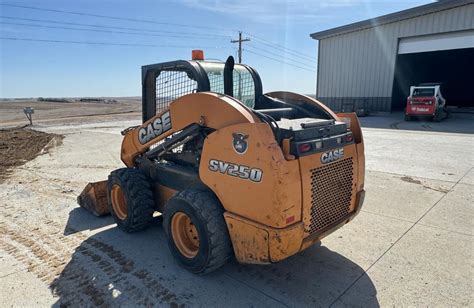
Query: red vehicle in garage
405 83 449 121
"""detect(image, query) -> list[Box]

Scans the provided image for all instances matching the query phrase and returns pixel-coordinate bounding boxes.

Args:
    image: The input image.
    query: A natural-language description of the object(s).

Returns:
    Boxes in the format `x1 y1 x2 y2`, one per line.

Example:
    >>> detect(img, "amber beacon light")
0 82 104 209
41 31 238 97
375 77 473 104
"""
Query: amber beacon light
192 50 204 60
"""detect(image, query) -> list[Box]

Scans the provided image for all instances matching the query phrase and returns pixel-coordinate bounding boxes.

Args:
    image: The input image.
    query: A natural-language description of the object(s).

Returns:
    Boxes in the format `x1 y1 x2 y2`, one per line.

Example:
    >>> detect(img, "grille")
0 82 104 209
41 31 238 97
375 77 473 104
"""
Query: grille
156 70 197 113
308 158 354 235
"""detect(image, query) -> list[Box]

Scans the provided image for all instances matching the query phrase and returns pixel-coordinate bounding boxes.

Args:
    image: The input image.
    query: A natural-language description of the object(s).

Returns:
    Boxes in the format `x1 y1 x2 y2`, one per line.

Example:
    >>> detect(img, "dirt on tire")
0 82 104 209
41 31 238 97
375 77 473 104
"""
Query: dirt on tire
0 126 63 182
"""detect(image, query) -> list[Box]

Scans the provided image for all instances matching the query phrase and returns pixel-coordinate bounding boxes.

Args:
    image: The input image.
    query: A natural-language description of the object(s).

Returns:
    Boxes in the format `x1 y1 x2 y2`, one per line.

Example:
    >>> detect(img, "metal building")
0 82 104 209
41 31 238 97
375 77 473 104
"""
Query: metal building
310 0 474 112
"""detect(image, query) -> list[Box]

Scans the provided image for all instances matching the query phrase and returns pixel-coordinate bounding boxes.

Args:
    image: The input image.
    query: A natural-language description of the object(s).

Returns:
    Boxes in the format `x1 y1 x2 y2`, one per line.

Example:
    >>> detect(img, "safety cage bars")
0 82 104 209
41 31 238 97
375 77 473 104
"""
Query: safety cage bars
141 60 263 123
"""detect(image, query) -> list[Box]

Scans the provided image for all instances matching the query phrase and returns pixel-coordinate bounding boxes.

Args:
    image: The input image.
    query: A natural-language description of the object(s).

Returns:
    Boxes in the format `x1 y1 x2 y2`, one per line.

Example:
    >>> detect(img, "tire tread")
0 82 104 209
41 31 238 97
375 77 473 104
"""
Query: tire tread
165 190 232 274
108 168 155 233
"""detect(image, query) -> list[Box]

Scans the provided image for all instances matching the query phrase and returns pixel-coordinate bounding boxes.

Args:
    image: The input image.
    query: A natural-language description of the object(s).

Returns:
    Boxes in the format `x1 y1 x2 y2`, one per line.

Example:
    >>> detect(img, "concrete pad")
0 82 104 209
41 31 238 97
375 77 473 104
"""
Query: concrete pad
322 211 413 270
338 224 473 307
64 224 287 307
363 127 474 183
0 265 57 306
2 115 474 306
17 130 124 185
359 112 474 135
419 183 474 235
460 168 474 185
220 212 412 306
362 170 452 222
0 250 27 278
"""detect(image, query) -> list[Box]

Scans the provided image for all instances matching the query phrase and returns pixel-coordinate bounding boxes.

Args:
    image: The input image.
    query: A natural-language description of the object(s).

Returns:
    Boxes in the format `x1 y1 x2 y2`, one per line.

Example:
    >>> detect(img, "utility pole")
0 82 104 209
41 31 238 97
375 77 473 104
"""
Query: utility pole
231 31 250 63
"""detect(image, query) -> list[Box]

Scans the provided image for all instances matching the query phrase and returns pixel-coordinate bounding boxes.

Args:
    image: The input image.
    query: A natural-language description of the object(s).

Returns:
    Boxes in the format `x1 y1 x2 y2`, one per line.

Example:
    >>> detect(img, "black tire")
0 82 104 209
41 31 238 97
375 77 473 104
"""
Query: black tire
404 114 411 121
163 190 232 274
108 168 155 232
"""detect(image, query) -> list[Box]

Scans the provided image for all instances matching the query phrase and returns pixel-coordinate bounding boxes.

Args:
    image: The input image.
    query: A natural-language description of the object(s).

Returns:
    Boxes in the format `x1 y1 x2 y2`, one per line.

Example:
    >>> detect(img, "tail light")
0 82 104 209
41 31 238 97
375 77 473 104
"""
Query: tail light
298 143 312 153
345 134 354 142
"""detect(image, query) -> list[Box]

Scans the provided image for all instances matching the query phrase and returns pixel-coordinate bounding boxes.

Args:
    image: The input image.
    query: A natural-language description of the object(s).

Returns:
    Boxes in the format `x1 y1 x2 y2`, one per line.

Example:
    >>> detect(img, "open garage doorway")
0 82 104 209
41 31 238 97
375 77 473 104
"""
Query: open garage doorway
392 47 474 111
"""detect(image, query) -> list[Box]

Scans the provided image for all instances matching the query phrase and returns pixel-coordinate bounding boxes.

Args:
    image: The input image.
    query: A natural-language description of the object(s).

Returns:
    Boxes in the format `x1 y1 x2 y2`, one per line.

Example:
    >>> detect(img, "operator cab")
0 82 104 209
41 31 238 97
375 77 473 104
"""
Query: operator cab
141 51 332 123
141 51 350 157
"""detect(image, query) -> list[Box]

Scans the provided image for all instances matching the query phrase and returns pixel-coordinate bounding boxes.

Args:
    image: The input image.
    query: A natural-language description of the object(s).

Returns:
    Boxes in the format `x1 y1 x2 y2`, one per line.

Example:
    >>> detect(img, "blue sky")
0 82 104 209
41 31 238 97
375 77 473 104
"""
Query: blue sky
0 0 433 98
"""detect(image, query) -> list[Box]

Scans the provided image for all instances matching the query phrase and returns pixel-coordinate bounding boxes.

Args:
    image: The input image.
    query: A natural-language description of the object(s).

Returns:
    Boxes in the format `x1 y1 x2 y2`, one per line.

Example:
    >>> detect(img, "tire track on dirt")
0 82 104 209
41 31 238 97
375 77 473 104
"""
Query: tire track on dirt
1 219 188 307
0 228 107 306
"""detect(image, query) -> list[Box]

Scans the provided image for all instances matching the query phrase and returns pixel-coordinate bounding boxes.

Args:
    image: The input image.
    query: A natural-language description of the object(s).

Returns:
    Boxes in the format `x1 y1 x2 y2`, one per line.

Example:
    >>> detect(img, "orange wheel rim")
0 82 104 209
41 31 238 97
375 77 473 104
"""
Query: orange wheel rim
171 212 199 258
111 184 127 220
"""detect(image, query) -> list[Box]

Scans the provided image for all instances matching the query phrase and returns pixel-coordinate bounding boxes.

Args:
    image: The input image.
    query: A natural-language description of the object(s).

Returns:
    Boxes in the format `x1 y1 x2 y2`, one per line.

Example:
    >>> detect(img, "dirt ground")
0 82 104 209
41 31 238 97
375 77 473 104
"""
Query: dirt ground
0 127 63 182
0 109 473 307
0 99 141 127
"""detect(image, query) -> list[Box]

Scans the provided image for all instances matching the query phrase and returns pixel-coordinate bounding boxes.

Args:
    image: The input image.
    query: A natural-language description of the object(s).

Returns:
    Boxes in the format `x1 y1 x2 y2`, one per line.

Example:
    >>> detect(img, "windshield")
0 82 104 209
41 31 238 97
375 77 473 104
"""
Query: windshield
412 88 435 97
199 62 256 108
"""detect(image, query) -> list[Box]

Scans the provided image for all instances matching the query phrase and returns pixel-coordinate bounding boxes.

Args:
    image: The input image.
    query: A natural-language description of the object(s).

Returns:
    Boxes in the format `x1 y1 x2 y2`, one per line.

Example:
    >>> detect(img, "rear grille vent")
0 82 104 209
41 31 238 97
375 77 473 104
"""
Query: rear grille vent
309 158 354 235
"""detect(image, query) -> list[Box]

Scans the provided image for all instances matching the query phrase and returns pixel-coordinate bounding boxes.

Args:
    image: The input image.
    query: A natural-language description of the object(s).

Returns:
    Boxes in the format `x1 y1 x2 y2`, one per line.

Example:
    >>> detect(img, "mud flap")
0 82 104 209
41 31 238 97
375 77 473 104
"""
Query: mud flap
77 181 110 216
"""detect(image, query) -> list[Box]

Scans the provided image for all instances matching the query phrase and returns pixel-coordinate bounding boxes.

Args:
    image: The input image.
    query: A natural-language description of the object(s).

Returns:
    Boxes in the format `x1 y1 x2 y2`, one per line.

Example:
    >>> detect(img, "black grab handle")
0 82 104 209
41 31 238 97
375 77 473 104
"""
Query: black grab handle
224 56 234 97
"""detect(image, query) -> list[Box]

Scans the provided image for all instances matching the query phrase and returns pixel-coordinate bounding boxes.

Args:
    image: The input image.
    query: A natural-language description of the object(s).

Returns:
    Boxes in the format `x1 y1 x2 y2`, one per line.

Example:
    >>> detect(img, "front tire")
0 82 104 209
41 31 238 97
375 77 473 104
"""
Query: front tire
163 190 232 274
108 168 155 232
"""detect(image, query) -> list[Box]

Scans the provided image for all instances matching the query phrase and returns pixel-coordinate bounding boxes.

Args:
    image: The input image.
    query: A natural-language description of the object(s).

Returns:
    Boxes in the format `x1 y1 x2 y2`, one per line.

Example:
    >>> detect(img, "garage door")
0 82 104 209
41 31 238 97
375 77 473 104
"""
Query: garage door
398 30 474 54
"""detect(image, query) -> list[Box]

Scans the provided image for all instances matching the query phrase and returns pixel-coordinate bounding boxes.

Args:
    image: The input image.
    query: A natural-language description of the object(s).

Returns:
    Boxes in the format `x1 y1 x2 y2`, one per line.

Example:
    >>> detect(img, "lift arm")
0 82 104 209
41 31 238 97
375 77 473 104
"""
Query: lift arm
120 92 261 167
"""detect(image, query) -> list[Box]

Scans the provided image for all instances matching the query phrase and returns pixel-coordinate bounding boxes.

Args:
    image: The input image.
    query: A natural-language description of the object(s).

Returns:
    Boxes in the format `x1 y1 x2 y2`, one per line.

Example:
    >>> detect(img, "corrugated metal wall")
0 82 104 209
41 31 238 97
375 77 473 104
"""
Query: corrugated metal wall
316 3 474 112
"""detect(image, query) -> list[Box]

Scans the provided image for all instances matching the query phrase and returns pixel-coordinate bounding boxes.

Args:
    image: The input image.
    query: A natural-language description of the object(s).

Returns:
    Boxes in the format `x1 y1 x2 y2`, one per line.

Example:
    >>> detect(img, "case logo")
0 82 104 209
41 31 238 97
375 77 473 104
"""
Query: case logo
138 111 171 144
321 148 344 164
232 133 248 154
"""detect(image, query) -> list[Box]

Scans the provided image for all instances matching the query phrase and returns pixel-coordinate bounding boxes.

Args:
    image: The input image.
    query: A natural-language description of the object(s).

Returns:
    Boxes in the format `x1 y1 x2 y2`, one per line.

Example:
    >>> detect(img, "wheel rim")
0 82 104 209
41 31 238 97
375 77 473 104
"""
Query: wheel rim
111 184 127 220
171 212 199 258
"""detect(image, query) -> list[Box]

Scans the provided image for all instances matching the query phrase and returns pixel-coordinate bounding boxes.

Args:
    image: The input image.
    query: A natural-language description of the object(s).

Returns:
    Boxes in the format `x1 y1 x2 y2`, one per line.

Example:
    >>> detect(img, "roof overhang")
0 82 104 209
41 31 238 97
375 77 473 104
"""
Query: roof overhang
310 0 472 40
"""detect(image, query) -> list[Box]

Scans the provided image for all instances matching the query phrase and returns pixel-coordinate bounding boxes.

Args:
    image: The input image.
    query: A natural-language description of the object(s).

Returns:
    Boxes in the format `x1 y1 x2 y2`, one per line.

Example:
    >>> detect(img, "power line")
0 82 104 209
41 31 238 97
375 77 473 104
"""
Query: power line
245 32 314 61
0 3 316 63
0 37 227 49
1 22 315 69
0 16 232 39
1 35 314 72
0 3 232 33
1 36 313 72
244 49 316 73
0 21 230 40
246 45 314 67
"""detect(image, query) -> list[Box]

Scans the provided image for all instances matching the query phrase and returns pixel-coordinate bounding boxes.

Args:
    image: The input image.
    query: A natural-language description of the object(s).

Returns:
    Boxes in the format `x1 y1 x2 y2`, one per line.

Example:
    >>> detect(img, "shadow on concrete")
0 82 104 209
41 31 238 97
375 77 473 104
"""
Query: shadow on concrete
359 112 474 134
52 220 378 307
63 207 114 235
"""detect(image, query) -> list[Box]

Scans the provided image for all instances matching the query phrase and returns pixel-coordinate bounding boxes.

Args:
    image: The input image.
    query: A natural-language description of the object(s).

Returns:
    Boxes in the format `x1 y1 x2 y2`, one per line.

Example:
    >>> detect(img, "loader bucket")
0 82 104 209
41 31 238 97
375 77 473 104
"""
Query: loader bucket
77 181 110 216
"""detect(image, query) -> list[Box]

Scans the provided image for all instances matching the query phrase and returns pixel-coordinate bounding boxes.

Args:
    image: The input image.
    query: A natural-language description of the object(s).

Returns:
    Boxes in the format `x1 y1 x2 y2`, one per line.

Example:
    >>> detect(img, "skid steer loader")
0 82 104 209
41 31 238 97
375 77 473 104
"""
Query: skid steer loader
78 52 365 274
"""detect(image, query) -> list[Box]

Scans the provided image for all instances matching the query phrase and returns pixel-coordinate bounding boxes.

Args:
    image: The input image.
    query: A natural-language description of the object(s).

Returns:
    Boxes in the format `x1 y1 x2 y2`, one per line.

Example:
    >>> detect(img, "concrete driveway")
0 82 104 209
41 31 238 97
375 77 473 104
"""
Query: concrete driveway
1 113 472 307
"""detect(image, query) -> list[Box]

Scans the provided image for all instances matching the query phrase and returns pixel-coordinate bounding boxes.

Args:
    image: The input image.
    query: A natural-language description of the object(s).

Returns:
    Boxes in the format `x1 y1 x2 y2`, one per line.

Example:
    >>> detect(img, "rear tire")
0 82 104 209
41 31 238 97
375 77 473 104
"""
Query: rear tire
404 114 411 121
163 190 232 274
108 168 155 232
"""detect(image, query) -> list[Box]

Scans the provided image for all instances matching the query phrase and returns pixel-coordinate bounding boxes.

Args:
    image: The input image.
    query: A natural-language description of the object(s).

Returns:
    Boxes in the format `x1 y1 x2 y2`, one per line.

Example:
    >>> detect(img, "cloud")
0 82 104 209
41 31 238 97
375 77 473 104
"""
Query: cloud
177 0 363 23
176 0 430 24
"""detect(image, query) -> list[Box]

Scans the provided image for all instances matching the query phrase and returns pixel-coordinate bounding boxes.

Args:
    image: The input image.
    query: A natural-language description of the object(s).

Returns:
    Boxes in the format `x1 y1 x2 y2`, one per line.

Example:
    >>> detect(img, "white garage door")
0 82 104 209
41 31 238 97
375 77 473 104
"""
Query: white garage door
398 30 474 54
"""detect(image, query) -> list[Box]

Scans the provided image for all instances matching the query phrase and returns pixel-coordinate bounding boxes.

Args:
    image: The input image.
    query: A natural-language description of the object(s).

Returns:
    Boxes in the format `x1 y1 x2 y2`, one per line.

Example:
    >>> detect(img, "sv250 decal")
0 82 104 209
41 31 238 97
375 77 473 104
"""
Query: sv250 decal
208 159 263 183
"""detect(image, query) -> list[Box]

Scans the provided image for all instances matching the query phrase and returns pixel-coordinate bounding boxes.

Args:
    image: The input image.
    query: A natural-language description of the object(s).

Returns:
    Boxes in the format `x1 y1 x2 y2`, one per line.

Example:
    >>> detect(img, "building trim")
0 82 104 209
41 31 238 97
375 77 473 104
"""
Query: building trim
310 0 472 40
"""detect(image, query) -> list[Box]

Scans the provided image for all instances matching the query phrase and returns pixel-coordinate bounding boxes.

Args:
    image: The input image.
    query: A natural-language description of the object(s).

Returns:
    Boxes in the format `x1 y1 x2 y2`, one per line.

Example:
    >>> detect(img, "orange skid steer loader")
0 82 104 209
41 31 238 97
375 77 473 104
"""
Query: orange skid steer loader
78 53 365 274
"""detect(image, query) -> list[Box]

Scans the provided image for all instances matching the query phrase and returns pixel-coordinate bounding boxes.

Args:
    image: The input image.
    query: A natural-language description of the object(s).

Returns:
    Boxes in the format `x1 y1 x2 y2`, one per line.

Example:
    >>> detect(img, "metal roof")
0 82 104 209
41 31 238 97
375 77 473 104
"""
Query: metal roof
310 0 473 40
